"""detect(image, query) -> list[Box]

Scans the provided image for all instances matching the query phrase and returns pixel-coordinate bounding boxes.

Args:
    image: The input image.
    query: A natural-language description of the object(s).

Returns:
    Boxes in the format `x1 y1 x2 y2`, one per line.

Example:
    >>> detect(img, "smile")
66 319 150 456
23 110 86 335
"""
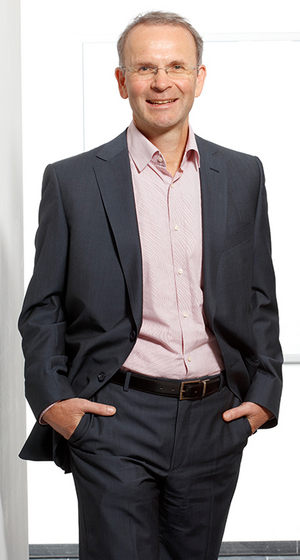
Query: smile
147 99 177 105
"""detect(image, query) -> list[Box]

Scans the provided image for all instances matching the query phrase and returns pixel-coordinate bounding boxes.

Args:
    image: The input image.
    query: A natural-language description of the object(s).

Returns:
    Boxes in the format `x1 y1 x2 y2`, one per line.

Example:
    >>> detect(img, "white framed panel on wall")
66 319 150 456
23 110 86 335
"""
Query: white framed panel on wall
83 36 300 360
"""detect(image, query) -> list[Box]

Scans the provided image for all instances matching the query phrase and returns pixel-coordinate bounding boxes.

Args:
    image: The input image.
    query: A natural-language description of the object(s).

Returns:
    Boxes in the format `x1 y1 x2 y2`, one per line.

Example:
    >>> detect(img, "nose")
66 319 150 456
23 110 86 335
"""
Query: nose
151 68 172 90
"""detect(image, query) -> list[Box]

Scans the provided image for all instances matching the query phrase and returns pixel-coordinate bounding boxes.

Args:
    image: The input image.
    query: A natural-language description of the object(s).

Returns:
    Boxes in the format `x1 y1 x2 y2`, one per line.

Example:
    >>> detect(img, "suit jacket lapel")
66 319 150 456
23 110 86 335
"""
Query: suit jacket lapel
93 131 143 331
196 136 228 326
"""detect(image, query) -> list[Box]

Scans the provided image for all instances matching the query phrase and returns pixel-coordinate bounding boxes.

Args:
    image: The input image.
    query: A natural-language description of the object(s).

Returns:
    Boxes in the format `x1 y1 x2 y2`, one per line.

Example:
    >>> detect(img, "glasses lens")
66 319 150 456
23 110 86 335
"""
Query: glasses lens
129 65 196 79
167 65 190 78
137 66 156 75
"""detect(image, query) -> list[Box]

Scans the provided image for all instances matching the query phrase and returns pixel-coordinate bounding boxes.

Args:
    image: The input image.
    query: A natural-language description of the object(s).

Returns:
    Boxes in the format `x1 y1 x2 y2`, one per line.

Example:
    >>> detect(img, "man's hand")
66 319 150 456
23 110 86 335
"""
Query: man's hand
223 402 273 434
43 398 116 440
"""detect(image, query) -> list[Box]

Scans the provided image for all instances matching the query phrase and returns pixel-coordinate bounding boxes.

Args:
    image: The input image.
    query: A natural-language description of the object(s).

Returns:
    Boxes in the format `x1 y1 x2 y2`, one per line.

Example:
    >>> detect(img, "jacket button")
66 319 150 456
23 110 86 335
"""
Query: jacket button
130 330 136 342
98 372 105 382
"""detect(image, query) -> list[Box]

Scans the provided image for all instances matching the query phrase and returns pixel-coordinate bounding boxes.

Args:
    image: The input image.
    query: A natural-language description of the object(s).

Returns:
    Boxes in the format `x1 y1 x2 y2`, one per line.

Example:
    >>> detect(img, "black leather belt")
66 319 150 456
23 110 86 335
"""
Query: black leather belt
111 370 225 401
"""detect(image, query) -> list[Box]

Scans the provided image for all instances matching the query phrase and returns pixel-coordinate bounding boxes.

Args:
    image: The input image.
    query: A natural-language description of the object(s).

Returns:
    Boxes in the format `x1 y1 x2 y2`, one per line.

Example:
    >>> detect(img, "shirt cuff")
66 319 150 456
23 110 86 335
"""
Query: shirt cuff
39 401 60 425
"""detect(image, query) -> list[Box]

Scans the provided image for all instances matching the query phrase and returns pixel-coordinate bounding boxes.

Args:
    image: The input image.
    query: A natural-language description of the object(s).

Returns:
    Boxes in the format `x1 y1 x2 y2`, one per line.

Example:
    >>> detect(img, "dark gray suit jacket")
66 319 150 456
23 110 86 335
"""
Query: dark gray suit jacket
19 130 283 471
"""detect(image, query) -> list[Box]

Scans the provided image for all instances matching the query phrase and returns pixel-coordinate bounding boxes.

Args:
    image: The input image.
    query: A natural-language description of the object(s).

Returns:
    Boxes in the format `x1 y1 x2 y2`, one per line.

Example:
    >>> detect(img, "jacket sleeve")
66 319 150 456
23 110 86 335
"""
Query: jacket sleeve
244 157 283 426
18 164 76 419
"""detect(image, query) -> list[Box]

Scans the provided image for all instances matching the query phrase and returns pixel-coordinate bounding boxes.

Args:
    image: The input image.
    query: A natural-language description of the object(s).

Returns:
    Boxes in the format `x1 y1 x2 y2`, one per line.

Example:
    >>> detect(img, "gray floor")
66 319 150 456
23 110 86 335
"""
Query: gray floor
28 542 300 559
29 557 300 560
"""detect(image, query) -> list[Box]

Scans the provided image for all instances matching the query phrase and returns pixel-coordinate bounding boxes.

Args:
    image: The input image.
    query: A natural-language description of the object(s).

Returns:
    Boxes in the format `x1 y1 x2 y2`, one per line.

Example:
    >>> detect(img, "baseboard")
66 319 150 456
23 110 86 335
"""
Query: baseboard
29 543 78 558
220 541 299 556
29 541 300 558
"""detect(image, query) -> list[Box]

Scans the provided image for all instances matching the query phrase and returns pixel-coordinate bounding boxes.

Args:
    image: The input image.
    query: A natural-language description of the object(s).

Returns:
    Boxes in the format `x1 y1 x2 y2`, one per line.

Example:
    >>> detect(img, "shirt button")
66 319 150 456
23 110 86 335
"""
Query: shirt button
171 183 175 188
183 312 188 318
187 356 192 362
174 225 179 231
178 268 183 275
157 156 163 163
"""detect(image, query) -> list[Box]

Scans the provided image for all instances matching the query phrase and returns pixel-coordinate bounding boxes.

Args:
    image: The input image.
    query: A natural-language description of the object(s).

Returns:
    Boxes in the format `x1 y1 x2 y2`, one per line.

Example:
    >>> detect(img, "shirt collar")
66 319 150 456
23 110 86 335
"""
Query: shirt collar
127 121 200 172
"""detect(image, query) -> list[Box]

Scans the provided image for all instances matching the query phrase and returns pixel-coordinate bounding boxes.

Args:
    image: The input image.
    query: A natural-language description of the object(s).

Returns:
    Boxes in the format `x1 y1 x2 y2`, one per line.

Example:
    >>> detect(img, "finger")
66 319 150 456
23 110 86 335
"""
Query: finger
223 403 247 422
81 400 116 416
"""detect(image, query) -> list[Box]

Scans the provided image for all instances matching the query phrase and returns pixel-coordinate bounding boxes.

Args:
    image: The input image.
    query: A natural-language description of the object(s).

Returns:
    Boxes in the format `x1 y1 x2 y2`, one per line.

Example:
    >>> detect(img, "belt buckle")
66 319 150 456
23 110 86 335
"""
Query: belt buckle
179 379 207 400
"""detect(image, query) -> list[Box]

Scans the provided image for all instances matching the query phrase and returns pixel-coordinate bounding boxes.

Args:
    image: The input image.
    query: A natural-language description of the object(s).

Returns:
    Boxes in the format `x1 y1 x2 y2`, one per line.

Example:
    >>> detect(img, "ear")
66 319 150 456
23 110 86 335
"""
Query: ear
115 67 128 99
194 65 207 99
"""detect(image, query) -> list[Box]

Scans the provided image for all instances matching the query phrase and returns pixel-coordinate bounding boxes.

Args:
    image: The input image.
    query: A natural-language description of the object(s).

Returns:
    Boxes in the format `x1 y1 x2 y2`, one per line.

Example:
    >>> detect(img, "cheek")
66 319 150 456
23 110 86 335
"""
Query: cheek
185 84 200 103
174 80 195 100
127 82 147 104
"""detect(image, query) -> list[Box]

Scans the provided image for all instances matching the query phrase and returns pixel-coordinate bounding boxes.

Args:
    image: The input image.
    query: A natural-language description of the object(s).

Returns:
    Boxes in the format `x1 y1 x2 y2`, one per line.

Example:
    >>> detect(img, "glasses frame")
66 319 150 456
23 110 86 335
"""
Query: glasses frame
121 64 200 79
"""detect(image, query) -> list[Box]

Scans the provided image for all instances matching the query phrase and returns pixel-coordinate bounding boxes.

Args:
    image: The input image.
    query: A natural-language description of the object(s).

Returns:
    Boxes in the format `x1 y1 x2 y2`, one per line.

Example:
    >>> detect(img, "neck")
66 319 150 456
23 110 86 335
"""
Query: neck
134 120 189 176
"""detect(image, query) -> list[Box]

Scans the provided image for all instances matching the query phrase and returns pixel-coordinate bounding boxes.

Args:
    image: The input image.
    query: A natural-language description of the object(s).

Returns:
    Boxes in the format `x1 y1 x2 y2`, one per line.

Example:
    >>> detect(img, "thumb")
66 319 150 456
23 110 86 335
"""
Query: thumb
223 403 247 423
82 399 116 416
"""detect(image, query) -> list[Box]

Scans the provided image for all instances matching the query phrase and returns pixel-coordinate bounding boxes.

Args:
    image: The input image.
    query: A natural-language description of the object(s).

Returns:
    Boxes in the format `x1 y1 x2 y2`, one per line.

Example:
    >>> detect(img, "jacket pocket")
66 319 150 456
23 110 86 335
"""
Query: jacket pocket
223 222 254 252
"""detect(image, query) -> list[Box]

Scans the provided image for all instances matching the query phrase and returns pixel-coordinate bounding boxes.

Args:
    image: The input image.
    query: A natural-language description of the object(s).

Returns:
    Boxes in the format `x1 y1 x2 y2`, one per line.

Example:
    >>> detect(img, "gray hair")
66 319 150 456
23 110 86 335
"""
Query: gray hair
117 11 203 68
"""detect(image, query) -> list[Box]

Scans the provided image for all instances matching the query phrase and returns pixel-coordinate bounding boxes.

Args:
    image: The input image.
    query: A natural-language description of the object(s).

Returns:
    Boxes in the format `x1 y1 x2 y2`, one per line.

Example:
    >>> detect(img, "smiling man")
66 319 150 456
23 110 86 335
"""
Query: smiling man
19 11 282 560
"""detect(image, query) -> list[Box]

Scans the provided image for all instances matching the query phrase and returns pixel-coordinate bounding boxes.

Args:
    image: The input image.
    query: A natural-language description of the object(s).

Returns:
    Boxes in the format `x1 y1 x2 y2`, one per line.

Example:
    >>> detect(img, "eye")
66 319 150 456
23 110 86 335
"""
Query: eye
166 64 192 78
137 65 154 74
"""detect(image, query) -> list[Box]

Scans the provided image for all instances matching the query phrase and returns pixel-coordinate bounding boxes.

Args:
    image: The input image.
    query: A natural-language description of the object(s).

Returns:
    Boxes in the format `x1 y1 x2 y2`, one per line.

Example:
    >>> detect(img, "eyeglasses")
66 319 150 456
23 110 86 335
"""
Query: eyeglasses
121 64 200 80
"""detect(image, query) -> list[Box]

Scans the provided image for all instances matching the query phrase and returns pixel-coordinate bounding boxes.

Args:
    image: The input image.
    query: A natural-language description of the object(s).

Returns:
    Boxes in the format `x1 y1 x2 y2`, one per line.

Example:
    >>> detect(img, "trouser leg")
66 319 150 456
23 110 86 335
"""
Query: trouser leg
68 381 178 560
68 380 251 560
158 384 251 560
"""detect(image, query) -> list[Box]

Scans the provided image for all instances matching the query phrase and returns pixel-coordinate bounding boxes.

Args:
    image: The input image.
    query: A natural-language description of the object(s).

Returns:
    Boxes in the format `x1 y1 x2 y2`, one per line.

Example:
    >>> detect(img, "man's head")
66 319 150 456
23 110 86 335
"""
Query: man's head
117 11 204 68
115 11 206 140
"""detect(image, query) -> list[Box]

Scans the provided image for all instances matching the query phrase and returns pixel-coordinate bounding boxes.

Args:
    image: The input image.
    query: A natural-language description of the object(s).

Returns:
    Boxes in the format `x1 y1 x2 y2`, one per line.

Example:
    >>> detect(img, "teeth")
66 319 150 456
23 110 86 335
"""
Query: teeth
149 100 175 104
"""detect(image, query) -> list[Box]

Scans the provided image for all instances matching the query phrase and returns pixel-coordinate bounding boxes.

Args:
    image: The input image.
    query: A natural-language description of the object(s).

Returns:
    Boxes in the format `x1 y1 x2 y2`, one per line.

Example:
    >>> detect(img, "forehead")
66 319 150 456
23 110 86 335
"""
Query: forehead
124 24 197 63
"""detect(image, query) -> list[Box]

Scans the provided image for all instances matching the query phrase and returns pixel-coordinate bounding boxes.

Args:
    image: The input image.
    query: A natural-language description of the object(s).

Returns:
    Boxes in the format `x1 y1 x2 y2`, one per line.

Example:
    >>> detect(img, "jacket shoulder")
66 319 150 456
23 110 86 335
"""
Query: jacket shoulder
49 129 128 173
195 135 259 164
195 135 263 185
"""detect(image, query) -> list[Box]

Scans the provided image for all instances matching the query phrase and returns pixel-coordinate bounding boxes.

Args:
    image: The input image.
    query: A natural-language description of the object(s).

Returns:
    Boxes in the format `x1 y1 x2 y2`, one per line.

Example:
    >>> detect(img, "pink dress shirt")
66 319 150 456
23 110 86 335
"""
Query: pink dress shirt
122 122 224 379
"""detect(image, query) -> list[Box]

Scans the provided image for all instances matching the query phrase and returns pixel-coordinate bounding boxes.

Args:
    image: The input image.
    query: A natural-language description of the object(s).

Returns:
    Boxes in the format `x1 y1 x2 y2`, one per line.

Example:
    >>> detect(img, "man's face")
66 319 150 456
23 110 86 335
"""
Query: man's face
115 24 206 139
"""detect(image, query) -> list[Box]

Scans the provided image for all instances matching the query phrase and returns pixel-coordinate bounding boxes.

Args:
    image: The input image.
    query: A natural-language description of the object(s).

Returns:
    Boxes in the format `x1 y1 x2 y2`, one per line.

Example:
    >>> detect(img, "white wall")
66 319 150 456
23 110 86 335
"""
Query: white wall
21 0 299 545
0 0 28 557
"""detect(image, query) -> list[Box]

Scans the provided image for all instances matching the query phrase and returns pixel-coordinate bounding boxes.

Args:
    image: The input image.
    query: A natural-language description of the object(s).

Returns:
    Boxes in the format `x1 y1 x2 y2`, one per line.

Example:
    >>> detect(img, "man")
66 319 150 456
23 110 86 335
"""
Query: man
19 11 282 560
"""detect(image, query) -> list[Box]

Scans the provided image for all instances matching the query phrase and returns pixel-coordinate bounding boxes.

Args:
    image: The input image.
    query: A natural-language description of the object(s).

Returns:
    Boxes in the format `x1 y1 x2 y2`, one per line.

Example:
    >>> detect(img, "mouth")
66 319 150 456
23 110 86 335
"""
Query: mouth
146 99 177 105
